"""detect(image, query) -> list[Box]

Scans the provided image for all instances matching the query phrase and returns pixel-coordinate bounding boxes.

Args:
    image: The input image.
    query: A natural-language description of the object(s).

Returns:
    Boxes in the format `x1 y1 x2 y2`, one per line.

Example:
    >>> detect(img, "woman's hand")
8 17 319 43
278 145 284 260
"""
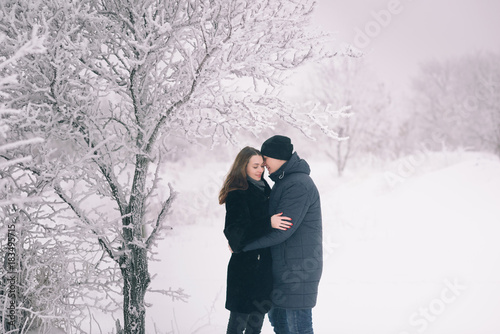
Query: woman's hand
271 212 293 230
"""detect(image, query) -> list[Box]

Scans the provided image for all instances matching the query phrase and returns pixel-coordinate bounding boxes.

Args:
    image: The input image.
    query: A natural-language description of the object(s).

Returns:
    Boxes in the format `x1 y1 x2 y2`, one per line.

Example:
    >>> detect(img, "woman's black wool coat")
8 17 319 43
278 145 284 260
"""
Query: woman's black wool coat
223 180 273 314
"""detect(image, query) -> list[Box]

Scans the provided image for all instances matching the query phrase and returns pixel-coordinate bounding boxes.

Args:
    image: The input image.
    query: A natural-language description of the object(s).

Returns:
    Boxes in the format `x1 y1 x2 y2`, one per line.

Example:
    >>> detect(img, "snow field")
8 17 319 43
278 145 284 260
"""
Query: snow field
94 151 500 333
313 152 500 333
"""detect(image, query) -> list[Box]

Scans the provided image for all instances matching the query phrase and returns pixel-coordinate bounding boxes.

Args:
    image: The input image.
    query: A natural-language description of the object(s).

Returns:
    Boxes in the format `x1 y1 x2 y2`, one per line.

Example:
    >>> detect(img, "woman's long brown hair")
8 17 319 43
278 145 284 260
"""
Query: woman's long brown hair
219 146 261 205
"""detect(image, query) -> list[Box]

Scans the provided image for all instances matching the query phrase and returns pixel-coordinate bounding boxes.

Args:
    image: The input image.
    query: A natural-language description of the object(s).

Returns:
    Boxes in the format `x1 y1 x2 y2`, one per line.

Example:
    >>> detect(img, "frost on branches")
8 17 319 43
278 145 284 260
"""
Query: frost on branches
407 53 500 155
1 20 58 334
293 56 393 176
1 0 335 333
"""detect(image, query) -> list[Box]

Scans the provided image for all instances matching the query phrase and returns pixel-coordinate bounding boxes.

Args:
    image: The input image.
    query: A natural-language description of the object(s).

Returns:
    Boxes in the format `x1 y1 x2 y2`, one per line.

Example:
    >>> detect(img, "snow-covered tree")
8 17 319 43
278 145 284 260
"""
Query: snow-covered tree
0 14 55 333
407 52 500 154
2 0 333 333
292 55 392 175
1 10 114 334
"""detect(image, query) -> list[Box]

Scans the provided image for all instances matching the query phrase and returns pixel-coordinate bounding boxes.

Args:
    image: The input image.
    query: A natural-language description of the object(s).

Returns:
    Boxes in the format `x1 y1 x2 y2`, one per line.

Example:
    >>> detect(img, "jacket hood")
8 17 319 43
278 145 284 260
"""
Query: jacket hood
269 152 310 182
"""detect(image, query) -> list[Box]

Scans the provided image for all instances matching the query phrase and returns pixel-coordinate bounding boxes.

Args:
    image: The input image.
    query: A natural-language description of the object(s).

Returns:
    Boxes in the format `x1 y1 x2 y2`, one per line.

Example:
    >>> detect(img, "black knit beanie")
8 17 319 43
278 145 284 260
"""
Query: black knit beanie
261 135 293 160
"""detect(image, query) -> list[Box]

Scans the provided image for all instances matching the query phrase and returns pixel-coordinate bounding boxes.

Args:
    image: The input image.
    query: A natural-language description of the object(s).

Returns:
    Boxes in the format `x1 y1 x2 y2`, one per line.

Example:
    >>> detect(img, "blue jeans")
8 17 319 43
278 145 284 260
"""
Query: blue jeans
268 307 314 334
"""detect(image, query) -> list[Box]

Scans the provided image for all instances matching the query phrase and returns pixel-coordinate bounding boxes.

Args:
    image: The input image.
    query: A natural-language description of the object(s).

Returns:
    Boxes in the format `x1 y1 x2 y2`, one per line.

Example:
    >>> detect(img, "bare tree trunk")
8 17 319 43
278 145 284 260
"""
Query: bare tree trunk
120 154 151 334
336 135 343 177
120 246 150 334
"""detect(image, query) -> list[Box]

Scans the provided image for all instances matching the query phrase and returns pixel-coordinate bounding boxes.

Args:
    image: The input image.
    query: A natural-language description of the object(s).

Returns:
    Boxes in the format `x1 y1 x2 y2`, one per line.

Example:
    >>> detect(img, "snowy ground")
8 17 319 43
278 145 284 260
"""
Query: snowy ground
96 150 500 334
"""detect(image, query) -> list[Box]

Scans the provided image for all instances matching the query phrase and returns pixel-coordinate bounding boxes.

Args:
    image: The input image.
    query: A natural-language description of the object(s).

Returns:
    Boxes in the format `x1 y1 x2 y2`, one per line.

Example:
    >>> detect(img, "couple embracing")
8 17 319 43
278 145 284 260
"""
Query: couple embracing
219 135 323 334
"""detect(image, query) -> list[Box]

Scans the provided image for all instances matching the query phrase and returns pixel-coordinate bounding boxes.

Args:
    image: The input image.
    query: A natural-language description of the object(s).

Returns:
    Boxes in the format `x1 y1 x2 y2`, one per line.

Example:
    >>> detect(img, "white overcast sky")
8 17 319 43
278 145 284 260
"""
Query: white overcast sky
310 0 500 89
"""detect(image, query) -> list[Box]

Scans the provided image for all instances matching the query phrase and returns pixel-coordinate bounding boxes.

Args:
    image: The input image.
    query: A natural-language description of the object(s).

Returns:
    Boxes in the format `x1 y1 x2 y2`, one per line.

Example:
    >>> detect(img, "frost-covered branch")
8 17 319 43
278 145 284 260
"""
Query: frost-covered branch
53 184 118 263
147 287 189 303
146 183 176 250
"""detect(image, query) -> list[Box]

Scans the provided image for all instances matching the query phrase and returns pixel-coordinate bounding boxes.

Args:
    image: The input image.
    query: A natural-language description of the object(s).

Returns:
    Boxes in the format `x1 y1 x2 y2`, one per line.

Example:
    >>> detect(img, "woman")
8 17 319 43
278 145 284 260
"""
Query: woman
219 146 292 334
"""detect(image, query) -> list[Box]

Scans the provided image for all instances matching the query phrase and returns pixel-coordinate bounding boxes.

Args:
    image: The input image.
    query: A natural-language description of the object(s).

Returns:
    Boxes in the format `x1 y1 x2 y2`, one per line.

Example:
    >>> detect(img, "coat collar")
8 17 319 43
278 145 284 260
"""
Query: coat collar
247 177 271 196
268 152 310 182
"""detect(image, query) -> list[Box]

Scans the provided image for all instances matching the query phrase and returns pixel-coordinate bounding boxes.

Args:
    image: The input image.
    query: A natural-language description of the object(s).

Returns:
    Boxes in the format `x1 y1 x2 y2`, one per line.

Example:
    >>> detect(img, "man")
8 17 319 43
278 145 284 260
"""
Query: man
242 135 323 334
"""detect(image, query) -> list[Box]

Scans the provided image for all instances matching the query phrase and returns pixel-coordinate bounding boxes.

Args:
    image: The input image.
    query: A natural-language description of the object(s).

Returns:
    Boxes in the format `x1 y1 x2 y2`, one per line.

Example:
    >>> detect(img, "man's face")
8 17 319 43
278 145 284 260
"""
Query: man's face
263 156 286 175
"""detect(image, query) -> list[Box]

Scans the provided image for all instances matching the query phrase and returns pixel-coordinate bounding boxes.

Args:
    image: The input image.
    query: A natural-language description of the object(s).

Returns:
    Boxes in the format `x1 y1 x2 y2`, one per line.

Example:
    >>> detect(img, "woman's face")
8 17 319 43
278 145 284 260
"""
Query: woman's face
246 155 265 181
